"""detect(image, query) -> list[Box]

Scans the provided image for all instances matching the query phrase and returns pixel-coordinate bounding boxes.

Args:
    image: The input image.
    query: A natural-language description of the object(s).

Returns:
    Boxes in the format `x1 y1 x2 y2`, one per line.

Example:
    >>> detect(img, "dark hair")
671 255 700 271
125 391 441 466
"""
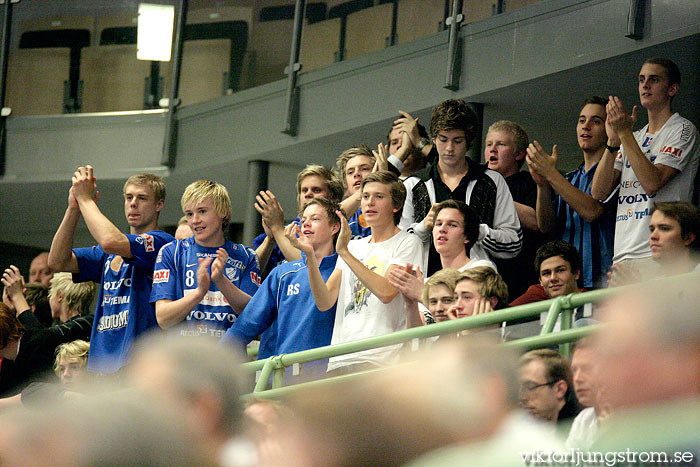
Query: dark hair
429 99 479 147
534 240 581 276
24 283 52 327
433 199 481 255
644 57 681 86
583 96 608 108
0 303 24 349
360 171 406 226
520 349 574 398
651 201 700 253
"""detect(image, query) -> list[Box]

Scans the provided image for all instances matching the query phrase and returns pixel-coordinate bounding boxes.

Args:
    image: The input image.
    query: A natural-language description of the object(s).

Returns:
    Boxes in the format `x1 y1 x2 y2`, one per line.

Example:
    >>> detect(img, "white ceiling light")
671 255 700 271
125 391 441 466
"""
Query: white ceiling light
137 3 175 62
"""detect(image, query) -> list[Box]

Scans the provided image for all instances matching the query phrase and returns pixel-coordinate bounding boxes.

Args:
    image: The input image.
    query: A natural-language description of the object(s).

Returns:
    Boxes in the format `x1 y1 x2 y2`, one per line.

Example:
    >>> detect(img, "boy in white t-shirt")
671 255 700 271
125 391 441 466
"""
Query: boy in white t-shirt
591 57 700 279
291 171 424 374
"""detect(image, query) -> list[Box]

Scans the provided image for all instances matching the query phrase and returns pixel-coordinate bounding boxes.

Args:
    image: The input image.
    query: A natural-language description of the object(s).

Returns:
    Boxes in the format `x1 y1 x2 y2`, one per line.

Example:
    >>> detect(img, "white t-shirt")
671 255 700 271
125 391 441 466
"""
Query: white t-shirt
327 229 424 371
613 113 700 263
565 407 598 450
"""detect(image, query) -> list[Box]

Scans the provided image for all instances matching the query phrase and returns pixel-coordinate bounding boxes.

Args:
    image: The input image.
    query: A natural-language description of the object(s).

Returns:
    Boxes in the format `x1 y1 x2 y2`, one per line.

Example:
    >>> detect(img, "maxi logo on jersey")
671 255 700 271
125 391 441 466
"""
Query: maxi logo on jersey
153 269 170 283
135 234 155 252
659 145 683 159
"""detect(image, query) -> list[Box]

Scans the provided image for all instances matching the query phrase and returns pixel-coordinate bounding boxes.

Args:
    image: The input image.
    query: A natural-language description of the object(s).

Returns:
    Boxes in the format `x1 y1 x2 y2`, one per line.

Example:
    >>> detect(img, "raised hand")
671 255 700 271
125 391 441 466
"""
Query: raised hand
1 265 25 303
261 219 275 242
607 262 642 287
210 248 229 284
72 165 98 203
372 142 389 172
526 141 559 183
254 190 285 231
335 210 352 254
196 257 213 294
393 131 415 163
387 263 424 302
68 186 80 210
393 110 421 147
472 297 493 316
606 96 637 135
422 203 440 232
285 223 313 256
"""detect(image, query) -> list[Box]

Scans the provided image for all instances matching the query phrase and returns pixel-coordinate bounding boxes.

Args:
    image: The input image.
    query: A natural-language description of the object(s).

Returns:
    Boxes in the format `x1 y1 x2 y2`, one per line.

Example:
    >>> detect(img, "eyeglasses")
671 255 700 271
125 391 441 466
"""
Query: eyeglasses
519 381 557 396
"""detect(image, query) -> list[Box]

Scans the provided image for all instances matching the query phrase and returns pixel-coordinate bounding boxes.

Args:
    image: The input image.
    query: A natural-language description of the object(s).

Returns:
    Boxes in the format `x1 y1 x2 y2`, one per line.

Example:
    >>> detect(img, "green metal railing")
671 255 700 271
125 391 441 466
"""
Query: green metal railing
243 286 617 394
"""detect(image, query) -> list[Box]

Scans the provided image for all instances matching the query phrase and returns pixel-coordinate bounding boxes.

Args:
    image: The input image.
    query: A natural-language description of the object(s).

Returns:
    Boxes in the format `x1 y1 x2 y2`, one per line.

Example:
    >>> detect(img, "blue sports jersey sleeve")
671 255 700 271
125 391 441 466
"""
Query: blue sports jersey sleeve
73 246 107 283
125 231 175 270
150 241 179 303
220 269 276 348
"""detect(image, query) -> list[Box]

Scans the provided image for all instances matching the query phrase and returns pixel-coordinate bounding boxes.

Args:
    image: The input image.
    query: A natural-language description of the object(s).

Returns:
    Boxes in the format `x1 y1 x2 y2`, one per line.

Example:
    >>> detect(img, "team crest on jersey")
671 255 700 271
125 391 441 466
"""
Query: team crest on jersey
251 272 262 286
140 234 155 252
197 324 208 334
225 267 238 281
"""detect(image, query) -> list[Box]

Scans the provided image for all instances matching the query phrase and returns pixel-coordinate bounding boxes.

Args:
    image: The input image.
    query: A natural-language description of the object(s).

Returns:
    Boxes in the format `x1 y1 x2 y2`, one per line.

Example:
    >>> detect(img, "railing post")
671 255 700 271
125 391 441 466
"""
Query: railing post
282 0 306 136
443 0 463 90
540 297 562 335
558 294 574 356
271 355 286 389
254 358 275 392
161 0 188 168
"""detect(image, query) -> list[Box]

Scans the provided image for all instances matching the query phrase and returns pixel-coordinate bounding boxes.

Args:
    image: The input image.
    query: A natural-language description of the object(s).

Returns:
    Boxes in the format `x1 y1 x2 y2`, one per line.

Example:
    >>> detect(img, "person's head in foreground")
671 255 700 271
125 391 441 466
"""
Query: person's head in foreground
593 274 700 412
518 349 575 423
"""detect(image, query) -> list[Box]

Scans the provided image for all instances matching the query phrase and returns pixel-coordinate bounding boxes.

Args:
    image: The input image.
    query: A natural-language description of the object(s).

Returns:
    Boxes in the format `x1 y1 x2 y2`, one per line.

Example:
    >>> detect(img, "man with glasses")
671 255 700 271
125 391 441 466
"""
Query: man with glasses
518 349 582 434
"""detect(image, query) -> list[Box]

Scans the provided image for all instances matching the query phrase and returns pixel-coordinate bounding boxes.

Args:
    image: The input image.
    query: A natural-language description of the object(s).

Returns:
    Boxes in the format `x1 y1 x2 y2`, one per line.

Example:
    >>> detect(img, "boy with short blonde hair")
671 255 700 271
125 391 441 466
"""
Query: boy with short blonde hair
151 180 260 339
48 272 96 322
48 167 174 374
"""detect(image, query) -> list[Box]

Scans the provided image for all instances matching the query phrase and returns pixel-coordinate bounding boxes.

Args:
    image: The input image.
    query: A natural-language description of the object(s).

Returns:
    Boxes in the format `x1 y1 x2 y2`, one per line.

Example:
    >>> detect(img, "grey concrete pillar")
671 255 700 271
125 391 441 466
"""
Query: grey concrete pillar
243 160 269 246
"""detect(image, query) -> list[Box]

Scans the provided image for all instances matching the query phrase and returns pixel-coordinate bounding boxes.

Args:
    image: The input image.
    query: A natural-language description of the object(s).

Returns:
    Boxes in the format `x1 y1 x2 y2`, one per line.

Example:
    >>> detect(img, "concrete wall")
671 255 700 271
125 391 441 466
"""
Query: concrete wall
1 0 699 249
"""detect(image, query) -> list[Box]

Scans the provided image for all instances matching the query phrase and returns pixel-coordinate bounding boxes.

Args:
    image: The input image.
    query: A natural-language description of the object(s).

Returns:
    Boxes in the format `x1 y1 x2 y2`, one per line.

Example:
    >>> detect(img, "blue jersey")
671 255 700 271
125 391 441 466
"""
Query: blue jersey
150 237 261 339
73 230 174 374
554 162 616 288
348 207 371 239
221 252 337 382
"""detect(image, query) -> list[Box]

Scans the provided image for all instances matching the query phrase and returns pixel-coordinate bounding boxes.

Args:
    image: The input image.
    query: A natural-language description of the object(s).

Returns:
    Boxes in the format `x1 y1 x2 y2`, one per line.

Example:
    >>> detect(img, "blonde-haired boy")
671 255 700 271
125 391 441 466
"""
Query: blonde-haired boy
48 166 174 374
151 180 261 338
48 272 96 323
